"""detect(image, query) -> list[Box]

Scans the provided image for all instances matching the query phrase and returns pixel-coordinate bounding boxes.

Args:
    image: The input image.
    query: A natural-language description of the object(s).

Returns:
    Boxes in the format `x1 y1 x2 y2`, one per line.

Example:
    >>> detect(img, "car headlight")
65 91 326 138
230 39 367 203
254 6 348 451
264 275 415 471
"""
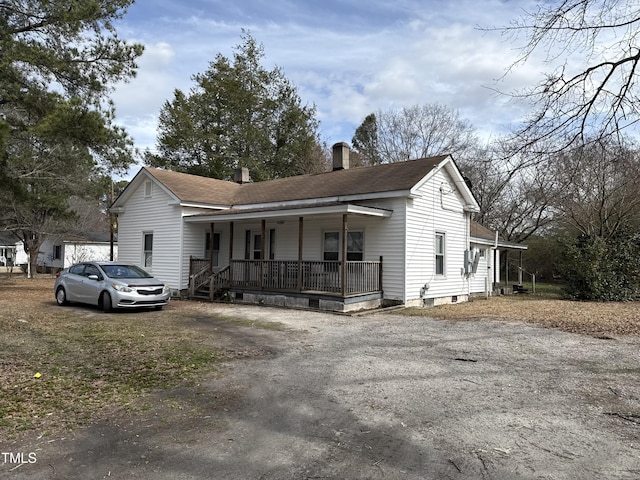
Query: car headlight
163 284 171 293
112 284 134 292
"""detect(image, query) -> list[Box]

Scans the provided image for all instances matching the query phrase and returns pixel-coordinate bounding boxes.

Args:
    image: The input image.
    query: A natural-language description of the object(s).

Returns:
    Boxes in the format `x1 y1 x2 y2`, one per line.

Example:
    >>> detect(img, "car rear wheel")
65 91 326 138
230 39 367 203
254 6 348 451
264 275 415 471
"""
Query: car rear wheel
56 287 68 306
101 292 112 313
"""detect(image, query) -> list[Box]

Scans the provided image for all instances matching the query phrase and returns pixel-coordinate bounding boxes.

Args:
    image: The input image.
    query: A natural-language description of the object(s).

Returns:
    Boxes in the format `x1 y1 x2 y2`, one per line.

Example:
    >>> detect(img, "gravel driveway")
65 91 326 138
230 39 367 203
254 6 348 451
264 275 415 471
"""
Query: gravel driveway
4 304 640 479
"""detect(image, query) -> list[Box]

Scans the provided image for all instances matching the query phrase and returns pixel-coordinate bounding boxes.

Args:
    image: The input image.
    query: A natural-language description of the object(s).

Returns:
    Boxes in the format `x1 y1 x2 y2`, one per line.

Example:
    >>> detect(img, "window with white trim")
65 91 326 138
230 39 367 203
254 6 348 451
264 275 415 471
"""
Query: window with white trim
144 180 153 197
347 231 364 261
323 232 339 261
143 232 153 268
244 230 271 260
435 232 445 275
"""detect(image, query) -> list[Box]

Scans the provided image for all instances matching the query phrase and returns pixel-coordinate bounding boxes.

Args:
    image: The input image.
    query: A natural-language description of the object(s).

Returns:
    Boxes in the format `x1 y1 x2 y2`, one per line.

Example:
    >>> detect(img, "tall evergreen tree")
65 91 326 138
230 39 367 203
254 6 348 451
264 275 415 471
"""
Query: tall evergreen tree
0 0 143 276
147 32 323 181
351 113 381 166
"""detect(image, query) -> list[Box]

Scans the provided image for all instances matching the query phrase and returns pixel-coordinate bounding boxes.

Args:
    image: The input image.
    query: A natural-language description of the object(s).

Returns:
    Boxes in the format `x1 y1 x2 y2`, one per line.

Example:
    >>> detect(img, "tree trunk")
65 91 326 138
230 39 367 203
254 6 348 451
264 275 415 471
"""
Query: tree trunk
23 232 43 279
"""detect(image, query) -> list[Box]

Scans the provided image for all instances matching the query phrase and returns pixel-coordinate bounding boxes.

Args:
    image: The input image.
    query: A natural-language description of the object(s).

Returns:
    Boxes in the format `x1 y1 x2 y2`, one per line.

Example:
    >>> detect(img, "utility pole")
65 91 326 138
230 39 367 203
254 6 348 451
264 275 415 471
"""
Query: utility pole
109 179 114 261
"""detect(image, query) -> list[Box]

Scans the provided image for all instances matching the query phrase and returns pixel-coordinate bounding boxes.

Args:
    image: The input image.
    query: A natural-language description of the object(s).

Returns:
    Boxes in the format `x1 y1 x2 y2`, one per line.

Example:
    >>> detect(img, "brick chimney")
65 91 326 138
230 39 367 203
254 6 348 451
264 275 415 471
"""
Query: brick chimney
332 142 350 171
234 167 250 184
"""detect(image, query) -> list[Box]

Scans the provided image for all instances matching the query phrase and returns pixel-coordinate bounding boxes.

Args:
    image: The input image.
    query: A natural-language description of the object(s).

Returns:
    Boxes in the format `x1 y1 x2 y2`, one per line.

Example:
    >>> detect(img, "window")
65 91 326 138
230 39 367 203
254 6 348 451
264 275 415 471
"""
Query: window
479 248 486 258
53 245 62 260
244 230 251 260
244 230 263 260
269 229 276 260
144 180 153 197
69 264 85 275
253 234 262 260
143 233 153 268
323 232 339 261
205 232 221 266
84 264 101 279
435 233 445 275
347 231 364 261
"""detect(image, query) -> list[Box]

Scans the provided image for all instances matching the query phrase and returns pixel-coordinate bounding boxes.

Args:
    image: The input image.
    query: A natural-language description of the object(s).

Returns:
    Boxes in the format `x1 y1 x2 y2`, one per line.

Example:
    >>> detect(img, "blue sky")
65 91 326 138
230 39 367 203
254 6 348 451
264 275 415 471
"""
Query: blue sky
111 0 545 163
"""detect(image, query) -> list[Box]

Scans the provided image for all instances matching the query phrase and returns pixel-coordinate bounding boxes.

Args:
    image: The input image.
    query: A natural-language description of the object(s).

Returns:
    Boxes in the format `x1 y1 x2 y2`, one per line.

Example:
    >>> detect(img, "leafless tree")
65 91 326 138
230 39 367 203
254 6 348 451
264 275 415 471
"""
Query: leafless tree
461 140 557 242
493 0 640 154
372 104 478 163
550 137 640 239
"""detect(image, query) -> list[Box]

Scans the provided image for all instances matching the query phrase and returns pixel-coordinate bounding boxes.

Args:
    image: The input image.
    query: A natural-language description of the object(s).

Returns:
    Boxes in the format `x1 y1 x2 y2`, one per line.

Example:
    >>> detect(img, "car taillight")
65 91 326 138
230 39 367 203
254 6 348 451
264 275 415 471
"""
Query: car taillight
55 271 61 278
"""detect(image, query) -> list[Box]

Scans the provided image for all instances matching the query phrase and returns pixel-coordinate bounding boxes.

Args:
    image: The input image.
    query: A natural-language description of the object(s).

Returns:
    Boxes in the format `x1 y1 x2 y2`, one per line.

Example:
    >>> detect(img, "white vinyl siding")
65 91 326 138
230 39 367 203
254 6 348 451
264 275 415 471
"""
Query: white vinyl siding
115 174 184 290
468 243 492 294
405 168 469 304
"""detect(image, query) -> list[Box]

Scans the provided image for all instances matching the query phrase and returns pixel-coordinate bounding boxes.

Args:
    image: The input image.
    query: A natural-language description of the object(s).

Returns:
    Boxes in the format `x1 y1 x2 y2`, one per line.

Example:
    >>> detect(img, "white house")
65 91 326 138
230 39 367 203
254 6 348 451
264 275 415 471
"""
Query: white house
111 143 525 312
0 232 116 272
39 233 117 270
0 232 26 268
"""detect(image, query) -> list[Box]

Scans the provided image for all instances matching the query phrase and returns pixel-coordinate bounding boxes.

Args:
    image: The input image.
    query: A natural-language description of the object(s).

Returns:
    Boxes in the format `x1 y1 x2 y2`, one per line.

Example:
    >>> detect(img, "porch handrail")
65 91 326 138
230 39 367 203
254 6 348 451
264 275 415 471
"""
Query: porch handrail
518 267 536 293
208 265 231 300
189 258 212 297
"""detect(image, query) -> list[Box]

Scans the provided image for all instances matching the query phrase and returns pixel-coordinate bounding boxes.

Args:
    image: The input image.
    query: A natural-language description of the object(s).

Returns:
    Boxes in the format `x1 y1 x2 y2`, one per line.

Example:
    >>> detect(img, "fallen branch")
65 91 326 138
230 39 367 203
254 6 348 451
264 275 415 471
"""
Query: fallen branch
603 412 640 424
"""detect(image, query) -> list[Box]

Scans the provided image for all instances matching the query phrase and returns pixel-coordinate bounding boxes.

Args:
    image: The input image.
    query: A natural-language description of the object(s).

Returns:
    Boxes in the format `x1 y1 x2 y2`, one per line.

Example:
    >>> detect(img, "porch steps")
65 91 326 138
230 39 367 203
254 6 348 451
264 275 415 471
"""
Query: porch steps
192 285 229 301
512 284 529 294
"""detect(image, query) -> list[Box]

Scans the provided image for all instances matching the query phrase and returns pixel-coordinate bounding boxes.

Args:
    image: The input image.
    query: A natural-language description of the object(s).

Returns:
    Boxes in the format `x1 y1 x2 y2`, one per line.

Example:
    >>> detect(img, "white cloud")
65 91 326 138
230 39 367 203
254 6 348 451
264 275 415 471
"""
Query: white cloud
109 0 556 155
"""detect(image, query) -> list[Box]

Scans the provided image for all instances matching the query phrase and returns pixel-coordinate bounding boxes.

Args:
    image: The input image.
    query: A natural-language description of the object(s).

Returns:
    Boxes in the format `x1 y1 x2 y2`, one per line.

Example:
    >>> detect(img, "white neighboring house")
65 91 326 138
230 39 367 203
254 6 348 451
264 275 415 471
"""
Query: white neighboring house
1 232 116 272
111 143 526 312
39 233 117 270
0 232 27 268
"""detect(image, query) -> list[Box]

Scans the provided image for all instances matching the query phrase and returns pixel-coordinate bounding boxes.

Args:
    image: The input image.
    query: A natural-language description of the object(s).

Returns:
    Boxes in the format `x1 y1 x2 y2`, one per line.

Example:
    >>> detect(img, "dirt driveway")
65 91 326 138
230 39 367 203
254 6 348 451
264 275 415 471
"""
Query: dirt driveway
3 303 640 479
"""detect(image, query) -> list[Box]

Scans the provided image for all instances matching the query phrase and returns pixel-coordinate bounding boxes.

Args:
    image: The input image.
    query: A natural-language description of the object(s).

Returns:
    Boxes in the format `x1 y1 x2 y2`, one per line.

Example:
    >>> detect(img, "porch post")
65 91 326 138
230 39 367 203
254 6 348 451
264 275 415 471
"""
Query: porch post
259 219 266 289
341 213 348 297
505 250 509 286
518 250 523 285
229 221 234 286
209 223 215 271
298 217 303 291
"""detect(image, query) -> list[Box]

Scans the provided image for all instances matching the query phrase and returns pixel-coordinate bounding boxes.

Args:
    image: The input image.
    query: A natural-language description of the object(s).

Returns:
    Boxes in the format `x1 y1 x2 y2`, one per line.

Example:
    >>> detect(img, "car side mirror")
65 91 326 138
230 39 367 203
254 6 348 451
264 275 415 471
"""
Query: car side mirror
88 274 100 281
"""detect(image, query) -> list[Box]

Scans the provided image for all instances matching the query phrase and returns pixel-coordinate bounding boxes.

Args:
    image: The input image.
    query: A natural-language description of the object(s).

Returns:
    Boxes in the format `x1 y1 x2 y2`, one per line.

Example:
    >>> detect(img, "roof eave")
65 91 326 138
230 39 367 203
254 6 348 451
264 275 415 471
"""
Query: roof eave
184 203 393 223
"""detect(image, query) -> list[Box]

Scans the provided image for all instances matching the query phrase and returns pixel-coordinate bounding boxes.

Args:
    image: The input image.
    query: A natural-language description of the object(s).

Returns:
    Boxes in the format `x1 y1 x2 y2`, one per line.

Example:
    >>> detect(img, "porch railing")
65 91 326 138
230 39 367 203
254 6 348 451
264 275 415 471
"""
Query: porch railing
224 259 382 296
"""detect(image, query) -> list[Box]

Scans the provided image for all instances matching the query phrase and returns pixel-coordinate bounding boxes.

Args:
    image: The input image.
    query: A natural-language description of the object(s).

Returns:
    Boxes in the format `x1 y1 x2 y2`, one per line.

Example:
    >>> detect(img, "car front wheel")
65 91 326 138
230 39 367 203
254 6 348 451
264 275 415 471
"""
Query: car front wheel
56 287 68 306
101 292 112 313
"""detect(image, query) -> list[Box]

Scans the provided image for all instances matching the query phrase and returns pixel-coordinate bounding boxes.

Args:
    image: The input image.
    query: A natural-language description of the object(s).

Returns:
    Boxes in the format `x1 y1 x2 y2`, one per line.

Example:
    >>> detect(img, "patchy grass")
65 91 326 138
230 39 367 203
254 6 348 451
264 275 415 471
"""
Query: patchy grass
0 275 257 438
402 292 640 337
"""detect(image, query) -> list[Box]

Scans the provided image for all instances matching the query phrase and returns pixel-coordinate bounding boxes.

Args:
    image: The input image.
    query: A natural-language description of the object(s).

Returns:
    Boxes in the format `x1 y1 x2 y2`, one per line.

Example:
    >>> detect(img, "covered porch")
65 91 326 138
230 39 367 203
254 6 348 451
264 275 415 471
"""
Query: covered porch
185 202 391 312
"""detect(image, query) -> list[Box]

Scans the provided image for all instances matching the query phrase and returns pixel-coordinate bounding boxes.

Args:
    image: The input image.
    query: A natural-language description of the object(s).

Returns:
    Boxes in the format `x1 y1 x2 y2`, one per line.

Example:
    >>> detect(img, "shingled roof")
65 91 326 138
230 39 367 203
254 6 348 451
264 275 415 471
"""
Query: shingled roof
145 167 241 206
470 220 528 250
144 155 448 206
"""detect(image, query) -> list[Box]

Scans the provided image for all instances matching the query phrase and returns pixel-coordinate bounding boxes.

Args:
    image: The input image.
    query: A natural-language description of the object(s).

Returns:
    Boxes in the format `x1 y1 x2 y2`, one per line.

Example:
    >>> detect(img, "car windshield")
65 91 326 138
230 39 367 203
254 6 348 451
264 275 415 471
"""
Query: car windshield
101 264 153 279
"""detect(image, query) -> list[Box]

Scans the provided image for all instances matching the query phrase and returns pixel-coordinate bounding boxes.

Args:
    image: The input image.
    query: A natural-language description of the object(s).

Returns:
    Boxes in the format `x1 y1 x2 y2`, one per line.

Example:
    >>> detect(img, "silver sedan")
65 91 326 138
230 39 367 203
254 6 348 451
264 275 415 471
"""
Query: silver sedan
54 262 171 312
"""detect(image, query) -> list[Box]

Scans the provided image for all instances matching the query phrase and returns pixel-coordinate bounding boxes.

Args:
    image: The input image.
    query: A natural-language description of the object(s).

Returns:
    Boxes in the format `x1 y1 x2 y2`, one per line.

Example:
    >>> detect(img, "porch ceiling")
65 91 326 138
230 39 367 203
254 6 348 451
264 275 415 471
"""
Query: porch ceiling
183 202 393 223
